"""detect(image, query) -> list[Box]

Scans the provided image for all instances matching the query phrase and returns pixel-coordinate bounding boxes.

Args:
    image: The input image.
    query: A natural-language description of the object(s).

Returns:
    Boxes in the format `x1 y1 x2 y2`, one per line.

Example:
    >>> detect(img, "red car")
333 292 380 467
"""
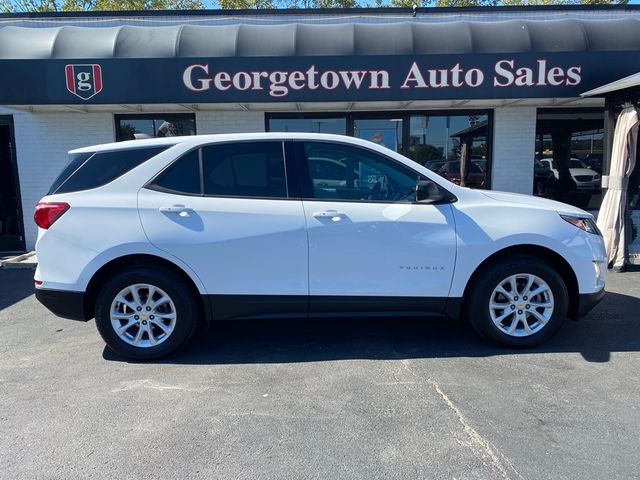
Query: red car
438 160 486 188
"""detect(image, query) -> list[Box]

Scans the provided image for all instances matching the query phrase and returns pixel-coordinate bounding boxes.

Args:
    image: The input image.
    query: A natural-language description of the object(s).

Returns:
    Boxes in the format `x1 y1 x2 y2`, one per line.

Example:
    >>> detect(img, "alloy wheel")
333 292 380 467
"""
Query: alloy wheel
109 283 177 348
489 273 555 337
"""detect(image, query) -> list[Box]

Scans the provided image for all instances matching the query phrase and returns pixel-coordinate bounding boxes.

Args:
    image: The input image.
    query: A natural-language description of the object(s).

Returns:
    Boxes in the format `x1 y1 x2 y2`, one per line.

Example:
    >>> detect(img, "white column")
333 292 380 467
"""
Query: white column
491 106 537 194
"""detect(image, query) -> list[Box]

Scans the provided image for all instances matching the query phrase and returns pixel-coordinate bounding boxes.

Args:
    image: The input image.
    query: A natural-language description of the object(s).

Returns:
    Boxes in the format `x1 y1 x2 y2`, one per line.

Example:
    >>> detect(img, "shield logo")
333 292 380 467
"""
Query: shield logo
65 64 102 100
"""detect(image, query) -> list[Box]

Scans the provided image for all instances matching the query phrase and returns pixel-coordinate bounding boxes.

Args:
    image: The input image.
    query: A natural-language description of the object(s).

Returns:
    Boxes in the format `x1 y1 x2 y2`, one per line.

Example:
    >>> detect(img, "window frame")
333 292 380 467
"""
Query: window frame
146 140 301 201
266 109 493 190
292 139 456 205
115 113 197 142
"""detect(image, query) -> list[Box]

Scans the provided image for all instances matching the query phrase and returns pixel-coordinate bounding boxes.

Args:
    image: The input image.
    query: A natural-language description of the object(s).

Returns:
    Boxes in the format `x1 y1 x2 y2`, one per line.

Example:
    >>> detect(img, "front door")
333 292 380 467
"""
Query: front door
295 140 457 315
138 140 308 319
0 117 25 252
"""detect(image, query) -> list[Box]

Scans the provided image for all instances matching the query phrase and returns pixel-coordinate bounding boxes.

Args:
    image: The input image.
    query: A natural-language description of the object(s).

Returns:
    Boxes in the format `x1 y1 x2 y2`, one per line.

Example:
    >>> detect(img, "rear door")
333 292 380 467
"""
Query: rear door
294 140 457 315
138 140 308 319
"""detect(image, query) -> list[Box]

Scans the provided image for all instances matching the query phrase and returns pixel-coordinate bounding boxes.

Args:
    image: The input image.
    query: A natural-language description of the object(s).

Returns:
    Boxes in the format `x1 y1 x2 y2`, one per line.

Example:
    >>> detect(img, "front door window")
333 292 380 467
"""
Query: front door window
301 141 421 203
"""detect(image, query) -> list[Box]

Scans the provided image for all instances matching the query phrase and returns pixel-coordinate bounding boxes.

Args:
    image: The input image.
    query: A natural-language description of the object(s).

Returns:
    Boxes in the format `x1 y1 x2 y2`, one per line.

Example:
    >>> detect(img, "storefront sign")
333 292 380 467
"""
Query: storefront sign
1 52 638 105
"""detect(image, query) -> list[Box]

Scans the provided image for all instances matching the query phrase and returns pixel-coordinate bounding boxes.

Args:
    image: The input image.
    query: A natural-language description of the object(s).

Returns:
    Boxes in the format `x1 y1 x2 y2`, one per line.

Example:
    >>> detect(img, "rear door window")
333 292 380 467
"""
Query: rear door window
152 150 201 195
50 146 171 195
202 142 287 198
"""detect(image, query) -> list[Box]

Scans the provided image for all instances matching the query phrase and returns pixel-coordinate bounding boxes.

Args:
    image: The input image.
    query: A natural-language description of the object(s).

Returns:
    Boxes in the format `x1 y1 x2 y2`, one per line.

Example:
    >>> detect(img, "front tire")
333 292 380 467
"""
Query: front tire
466 255 569 347
95 267 198 360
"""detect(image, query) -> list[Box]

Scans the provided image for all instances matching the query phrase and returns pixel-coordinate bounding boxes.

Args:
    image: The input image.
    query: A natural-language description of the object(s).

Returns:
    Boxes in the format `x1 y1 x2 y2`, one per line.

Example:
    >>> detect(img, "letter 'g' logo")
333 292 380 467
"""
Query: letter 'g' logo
65 64 102 100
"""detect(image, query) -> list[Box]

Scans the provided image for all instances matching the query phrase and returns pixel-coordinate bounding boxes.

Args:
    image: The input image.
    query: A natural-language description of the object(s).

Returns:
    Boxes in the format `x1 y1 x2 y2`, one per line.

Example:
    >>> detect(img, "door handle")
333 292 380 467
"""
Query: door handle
312 210 346 220
159 205 193 215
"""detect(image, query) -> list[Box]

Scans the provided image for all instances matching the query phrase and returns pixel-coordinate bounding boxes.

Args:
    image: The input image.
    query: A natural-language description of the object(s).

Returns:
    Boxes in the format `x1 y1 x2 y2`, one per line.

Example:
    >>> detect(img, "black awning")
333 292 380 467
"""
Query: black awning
1 18 640 59
2 18 640 105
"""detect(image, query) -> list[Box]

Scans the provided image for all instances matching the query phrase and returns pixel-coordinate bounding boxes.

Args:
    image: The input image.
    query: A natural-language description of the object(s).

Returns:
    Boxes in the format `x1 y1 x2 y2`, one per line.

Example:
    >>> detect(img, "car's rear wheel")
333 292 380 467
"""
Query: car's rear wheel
466 256 569 347
95 267 197 359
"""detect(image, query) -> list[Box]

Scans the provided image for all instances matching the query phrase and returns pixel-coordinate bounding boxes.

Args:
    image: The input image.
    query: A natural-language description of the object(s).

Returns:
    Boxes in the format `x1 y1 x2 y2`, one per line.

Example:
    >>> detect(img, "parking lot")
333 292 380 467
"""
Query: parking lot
1 267 639 479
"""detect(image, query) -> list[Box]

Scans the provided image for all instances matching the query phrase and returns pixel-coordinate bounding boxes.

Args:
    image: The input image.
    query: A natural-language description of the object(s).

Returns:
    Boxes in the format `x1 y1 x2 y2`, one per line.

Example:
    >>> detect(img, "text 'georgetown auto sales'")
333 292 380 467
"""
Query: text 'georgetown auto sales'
182 59 582 98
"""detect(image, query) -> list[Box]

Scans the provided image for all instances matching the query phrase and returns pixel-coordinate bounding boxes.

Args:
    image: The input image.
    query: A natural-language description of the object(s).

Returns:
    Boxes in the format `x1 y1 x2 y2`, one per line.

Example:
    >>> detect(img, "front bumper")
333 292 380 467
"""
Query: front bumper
35 288 91 321
575 287 606 319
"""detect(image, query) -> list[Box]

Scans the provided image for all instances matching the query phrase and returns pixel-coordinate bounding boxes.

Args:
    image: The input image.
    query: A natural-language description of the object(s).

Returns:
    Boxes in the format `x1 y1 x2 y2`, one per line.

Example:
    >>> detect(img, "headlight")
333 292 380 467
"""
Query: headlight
560 214 602 236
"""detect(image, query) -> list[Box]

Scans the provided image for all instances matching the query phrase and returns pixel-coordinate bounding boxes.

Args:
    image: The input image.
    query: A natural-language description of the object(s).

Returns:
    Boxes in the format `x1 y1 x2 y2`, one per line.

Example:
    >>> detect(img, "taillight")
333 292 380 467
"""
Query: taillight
34 202 70 229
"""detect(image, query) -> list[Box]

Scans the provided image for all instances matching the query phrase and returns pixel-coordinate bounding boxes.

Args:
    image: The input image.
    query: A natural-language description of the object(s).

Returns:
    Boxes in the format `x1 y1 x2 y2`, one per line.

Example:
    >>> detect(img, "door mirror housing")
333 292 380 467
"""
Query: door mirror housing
416 180 444 203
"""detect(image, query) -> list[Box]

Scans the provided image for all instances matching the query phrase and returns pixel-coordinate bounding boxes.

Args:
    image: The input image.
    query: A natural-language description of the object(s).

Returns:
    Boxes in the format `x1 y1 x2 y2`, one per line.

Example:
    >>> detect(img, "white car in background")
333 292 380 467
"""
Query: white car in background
34 133 606 360
540 158 601 190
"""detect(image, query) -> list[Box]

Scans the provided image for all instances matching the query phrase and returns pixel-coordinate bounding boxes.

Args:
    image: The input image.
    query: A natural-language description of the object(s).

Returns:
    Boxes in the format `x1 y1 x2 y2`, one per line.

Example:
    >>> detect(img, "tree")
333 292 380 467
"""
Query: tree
1 0 203 12
391 0 627 6
0 0 629 14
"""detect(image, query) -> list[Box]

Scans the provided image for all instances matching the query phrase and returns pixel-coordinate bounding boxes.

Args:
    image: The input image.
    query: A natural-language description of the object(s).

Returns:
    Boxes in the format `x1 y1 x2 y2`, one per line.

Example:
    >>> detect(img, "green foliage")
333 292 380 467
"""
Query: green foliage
217 0 273 8
1 0 203 12
392 0 626 5
287 0 359 7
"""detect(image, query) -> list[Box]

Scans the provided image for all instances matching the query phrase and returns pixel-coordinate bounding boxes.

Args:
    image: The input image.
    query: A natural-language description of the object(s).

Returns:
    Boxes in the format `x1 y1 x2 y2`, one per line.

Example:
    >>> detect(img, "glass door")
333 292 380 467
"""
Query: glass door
0 116 25 252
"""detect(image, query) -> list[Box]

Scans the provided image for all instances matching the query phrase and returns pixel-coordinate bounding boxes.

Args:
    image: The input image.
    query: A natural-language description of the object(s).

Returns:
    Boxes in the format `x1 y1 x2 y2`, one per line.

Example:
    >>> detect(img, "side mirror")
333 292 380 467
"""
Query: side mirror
416 180 444 203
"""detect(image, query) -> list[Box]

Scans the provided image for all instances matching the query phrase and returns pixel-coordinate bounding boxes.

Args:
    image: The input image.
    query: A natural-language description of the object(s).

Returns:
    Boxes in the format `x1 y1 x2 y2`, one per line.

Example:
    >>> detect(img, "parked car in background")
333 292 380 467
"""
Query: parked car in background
582 153 603 174
437 160 486 188
539 158 601 191
424 159 447 172
534 159 556 196
35 133 606 359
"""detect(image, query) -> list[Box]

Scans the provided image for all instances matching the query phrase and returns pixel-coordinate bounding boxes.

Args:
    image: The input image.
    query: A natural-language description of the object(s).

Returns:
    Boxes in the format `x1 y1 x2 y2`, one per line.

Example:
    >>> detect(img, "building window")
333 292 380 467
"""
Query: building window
115 114 196 142
409 114 489 189
353 117 404 154
535 109 604 211
267 110 491 189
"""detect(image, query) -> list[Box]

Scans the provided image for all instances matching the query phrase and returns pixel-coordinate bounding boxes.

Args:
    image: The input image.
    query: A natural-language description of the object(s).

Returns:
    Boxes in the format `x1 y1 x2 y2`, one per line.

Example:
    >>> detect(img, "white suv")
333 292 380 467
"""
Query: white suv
34 133 606 359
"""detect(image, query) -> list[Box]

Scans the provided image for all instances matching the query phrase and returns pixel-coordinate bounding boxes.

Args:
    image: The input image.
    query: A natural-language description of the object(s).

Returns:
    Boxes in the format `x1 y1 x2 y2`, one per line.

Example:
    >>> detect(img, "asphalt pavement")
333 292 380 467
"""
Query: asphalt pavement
0 267 639 479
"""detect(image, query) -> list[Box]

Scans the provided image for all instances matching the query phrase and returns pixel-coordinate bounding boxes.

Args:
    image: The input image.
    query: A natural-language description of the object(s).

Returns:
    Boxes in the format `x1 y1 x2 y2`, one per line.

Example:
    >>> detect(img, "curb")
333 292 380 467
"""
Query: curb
0 252 37 269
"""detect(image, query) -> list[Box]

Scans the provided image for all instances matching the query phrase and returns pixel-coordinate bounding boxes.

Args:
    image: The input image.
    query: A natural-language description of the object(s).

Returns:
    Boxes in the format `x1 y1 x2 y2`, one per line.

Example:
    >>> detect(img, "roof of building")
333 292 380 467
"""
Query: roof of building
1 17 640 59
581 71 640 98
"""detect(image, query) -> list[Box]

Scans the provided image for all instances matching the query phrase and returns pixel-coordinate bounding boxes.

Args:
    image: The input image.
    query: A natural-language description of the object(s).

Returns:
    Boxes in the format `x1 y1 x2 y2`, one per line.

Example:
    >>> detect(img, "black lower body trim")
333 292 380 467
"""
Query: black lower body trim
309 295 447 317
575 288 606 318
443 297 464 320
35 288 90 321
207 295 308 321
206 294 451 321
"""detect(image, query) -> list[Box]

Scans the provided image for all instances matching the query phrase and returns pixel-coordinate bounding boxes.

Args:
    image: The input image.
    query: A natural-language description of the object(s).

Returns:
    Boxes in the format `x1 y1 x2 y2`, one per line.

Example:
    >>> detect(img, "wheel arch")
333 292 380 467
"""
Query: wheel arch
461 244 580 320
83 254 212 324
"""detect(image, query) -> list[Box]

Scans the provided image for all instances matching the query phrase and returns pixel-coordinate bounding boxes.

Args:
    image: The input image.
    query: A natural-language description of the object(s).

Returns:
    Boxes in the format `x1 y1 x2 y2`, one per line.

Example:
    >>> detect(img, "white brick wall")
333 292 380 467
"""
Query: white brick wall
491 106 537 194
196 110 264 134
9 111 114 250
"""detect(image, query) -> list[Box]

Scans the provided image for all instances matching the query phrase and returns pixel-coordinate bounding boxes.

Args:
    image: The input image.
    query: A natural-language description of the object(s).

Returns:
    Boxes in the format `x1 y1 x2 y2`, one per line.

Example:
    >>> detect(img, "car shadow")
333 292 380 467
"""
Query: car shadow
103 290 640 365
0 269 34 312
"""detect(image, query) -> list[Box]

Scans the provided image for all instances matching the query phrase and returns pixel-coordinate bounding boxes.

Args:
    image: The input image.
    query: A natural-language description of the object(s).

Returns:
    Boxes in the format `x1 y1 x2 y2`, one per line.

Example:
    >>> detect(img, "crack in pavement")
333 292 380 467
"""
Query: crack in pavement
400 359 524 480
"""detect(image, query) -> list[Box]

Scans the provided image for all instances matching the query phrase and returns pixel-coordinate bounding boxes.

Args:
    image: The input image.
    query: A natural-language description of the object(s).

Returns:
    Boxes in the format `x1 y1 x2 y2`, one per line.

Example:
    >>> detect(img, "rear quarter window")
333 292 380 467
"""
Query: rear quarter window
49 146 171 195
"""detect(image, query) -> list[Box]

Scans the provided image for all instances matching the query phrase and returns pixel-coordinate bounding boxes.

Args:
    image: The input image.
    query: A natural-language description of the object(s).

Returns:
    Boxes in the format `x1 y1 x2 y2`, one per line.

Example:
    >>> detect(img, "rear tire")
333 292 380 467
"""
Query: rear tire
95 266 198 360
466 255 569 347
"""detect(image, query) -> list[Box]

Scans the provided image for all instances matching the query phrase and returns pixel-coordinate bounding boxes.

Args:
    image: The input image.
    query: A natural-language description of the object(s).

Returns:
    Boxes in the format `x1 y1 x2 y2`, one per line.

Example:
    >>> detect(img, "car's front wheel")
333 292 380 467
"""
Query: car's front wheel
95 267 198 359
466 255 569 347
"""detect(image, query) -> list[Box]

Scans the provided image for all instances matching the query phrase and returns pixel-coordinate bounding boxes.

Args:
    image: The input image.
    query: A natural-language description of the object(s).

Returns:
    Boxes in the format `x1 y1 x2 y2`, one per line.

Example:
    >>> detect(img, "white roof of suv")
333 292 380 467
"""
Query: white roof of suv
69 132 367 154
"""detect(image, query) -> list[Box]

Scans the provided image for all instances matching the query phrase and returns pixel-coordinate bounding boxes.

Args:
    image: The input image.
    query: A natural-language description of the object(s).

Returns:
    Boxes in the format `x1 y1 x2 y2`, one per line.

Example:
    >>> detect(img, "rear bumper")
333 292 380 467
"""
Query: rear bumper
35 288 90 321
575 287 606 318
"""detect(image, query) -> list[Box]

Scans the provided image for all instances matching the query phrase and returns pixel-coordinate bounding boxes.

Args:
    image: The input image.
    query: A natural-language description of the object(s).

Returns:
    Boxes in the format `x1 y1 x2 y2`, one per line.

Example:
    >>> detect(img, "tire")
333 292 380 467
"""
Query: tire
95 266 198 360
465 255 569 348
